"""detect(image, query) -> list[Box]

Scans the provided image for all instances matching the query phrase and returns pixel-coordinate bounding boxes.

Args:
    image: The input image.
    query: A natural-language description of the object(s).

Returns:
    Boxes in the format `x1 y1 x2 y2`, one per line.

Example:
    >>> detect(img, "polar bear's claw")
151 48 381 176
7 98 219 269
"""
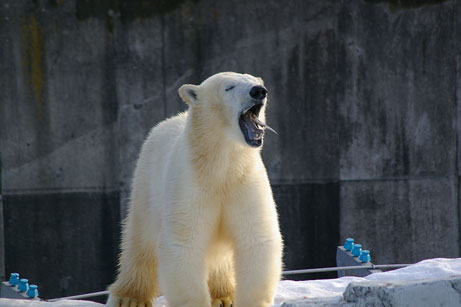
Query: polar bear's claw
211 297 233 307
120 297 130 307
117 297 152 307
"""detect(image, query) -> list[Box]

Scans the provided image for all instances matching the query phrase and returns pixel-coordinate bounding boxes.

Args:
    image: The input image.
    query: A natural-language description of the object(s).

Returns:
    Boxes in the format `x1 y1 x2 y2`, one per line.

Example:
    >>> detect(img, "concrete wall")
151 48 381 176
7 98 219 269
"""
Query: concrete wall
0 0 459 299
338 0 460 264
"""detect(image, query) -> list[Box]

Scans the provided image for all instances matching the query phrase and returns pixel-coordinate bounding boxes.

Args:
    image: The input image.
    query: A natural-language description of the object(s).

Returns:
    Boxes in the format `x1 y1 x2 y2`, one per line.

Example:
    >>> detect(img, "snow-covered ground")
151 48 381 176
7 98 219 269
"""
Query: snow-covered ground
272 257 461 306
1 258 460 307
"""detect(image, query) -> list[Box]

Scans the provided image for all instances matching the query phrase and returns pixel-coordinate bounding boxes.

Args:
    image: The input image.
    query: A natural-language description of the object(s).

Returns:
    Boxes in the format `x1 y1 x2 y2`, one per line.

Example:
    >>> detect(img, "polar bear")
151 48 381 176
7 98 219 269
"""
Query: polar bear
106 72 283 307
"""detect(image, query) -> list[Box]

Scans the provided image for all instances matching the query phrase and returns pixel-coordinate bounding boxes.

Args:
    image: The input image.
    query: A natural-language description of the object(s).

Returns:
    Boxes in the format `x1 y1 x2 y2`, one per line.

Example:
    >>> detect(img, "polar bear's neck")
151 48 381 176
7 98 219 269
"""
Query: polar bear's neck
187 105 260 188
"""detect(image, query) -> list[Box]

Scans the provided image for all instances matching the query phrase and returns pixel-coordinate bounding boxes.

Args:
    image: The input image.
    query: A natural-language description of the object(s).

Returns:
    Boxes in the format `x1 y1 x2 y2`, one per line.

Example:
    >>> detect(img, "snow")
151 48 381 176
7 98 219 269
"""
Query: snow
0 258 460 307
271 257 461 306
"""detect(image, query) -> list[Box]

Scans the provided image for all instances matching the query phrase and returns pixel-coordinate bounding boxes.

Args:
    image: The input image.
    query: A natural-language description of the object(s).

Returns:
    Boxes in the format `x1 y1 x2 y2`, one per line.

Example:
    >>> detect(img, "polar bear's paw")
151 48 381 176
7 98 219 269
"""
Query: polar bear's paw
106 294 153 307
119 297 153 307
211 297 233 307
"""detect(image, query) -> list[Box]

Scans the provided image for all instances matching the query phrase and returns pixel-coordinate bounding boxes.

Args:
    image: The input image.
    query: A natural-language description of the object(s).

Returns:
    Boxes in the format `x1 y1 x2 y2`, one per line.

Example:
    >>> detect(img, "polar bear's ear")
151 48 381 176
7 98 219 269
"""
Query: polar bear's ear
179 84 199 105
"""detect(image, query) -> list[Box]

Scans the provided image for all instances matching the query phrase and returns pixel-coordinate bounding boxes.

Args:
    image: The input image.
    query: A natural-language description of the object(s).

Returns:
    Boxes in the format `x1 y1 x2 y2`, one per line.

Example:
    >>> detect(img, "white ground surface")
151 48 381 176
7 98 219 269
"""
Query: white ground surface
0 258 460 307
272 257 461 306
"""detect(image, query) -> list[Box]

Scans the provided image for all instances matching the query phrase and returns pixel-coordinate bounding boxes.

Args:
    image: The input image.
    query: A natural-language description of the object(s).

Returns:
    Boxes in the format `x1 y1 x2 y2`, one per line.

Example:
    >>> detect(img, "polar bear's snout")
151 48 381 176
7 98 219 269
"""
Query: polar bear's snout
249 85 267 101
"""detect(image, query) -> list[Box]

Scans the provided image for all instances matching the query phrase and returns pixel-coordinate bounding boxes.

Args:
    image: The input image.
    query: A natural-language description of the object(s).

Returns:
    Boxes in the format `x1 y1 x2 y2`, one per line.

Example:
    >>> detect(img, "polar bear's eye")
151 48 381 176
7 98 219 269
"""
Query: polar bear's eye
225 85 236 92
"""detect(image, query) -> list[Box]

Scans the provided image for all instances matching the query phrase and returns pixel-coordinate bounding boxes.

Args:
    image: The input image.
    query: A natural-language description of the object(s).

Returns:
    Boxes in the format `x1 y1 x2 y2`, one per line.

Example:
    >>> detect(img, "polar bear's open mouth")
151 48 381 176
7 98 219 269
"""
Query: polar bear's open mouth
239 103 265 147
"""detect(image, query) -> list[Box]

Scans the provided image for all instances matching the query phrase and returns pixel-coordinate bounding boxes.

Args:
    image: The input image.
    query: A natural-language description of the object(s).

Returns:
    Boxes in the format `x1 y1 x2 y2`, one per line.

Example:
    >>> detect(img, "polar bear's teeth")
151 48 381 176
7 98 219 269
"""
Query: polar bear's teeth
253 116 265 127
253 116 278 135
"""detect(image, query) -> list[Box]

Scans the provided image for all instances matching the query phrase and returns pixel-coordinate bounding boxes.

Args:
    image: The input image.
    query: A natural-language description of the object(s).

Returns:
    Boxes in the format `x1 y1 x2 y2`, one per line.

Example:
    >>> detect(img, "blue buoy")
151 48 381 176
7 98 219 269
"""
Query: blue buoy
18 279 29 292
9 273 19 286
344 238 354 251
360 250 371 263
351 244 362 257
27 285 38 298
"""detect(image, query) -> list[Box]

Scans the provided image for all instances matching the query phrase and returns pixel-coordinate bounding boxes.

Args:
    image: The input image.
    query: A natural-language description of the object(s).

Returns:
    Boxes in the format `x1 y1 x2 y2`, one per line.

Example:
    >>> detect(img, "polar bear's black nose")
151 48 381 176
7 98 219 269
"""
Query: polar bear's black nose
250 86 267 100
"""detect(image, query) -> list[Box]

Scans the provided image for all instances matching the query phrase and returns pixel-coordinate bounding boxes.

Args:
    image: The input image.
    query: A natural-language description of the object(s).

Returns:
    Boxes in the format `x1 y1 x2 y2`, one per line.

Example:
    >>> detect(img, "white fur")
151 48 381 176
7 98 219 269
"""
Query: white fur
107 72 283 307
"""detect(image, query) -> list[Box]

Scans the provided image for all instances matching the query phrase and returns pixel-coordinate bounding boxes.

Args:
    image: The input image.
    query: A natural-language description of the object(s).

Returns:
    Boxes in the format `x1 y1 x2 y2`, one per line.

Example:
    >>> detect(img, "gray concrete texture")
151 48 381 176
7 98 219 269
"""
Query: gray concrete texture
342 275 461 307
0 0 460 299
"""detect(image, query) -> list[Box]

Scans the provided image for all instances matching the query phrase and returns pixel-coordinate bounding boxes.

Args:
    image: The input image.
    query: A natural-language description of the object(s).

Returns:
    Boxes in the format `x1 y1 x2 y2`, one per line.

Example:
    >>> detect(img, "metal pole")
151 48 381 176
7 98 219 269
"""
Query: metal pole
47 290 110 302
282 264 410 275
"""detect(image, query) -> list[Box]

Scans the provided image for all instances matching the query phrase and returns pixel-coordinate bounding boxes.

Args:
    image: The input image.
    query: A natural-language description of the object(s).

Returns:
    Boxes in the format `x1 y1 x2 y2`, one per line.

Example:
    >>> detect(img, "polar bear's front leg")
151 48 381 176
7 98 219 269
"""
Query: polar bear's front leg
158 242 211 306
157 203 220 307
225 196 283 307
106 238 158 307
233 237 282 307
